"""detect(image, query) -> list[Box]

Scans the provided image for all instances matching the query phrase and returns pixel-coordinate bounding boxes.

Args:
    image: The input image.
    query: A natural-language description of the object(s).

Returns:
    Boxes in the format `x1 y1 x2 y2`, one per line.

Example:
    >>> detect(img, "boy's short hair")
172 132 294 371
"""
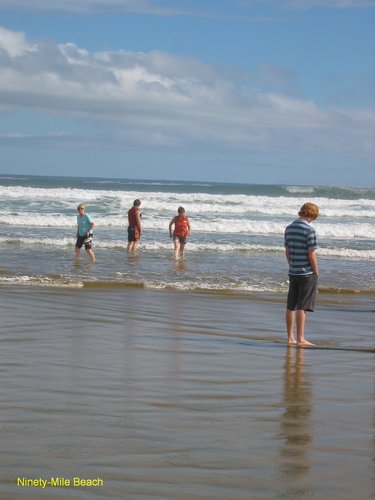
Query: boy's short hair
178 206 185 214
133 199 141 207
77 203 85 211
299 203 319 220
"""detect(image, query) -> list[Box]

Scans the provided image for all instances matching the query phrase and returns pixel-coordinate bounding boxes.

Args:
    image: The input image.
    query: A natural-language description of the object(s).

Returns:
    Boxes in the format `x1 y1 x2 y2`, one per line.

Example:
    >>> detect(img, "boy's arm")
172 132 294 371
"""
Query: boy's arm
285 247 290 264
169 218 175 237
308 249 319 276
85 214 94 236
135 212 142 234
187 217 192 236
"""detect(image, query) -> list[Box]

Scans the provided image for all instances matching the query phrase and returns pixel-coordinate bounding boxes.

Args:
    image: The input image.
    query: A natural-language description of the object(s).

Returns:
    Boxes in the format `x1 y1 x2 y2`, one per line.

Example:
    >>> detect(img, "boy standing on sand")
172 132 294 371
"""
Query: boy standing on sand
75 203 96 263
284 203 319 346
169 207 191 259
127 199 142 253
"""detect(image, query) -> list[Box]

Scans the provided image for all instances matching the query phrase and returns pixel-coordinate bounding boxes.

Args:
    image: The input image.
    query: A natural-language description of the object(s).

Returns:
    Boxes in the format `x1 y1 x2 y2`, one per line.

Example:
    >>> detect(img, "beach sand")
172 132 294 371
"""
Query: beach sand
0 286 374 499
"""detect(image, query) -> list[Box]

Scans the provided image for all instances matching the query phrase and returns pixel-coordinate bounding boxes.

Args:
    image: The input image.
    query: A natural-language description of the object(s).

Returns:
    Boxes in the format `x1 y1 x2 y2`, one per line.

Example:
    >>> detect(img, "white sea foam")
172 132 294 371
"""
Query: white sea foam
108 276 283 293
0 273 285 292
0 236 75 247
285 186 315 194
1 236 374 260
318 248 375 259
1 211 374 240
0 214 75 227
1 186 375 219
0 275 83 287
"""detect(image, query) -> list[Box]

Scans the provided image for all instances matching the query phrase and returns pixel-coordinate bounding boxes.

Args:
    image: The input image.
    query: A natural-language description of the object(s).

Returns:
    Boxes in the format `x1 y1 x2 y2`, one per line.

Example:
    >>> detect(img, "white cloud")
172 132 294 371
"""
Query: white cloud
0 27 374 159
0 27 37 57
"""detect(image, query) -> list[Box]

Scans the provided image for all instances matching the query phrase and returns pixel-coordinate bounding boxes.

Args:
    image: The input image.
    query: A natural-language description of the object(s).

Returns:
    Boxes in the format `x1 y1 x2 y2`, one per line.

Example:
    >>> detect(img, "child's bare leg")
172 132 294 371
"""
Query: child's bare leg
296 310 314 346
180 243 186 258
75 247 81 260
285 309 296 344
174 239 180 259
133 240 139 252
85 248 96 263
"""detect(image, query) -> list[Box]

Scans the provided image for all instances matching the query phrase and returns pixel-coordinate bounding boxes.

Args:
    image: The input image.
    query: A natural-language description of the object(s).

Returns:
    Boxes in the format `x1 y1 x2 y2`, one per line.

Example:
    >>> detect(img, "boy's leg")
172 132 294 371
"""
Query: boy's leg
286 277 297 344
296 310 306 343
85 248 96 263
127 227 135 252
296 310 314 346
180 242 186 257
75 236 83 259
285 309 296 344
173 239 180 258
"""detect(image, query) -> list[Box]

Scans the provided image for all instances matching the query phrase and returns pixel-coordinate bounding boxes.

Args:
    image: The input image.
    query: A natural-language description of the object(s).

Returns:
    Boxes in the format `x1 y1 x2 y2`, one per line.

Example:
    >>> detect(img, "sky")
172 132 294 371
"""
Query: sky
0 0 374 187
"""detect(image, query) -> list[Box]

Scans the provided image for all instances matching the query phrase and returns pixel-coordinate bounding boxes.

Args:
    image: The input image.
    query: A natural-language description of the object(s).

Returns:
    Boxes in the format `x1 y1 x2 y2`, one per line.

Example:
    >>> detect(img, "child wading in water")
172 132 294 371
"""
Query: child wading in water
75 203 96 263
169 207 191 259
127 199 142 253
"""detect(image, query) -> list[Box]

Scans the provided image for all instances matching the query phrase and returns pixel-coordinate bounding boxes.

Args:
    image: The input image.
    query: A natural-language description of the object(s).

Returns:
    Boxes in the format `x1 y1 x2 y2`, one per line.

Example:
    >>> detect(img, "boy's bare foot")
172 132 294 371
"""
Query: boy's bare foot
288 338 297 345
297 340 315 347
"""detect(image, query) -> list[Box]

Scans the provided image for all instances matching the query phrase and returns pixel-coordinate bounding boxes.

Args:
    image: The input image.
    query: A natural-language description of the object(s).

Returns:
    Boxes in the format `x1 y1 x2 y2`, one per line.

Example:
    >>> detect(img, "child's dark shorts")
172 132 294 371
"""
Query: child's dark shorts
128 226 140 242
174 235 187 244
76 234 93 250
287 274 317 312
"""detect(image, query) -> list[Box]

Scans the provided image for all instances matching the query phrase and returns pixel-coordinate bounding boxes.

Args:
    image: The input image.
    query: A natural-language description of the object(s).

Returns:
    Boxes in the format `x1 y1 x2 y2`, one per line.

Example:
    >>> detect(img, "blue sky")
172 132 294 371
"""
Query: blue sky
0 0 374 187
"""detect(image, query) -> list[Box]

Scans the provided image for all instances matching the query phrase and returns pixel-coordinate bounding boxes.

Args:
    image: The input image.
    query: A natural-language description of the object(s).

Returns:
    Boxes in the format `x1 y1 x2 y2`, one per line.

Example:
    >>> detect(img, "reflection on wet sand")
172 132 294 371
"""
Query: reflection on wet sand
0 286 374 499
279 347 312 497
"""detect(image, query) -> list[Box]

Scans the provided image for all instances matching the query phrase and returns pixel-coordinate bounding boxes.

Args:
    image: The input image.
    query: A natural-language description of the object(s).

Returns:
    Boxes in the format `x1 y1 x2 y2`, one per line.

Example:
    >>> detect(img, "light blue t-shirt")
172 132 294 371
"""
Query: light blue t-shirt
77 213 93 237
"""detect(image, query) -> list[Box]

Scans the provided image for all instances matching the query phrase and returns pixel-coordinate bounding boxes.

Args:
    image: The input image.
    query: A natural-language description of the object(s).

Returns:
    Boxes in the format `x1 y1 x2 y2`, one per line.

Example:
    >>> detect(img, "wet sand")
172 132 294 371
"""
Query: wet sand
0 286 374 499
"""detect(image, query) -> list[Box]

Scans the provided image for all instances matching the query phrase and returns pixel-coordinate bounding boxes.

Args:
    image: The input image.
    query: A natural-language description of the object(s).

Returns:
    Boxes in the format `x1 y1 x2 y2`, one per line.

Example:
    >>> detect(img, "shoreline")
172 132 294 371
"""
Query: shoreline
1 280 375 297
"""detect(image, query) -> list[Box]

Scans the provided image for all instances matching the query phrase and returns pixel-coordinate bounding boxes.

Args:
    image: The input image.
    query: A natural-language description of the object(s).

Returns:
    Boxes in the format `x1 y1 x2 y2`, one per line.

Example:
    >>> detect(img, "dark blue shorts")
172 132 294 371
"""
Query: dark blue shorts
287 274 317 312
128 226 140 242
174 235 187 244
76 234 93 250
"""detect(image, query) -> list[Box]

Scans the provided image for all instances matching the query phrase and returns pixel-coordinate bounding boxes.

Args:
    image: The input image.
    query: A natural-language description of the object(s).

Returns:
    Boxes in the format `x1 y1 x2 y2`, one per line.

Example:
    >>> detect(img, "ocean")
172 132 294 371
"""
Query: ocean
0 174 374 293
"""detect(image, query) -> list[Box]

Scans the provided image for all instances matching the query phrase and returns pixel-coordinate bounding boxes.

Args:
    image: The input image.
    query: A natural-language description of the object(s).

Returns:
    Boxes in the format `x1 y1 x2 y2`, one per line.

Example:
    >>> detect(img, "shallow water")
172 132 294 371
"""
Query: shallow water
0 175 374 293
0 286 374 499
